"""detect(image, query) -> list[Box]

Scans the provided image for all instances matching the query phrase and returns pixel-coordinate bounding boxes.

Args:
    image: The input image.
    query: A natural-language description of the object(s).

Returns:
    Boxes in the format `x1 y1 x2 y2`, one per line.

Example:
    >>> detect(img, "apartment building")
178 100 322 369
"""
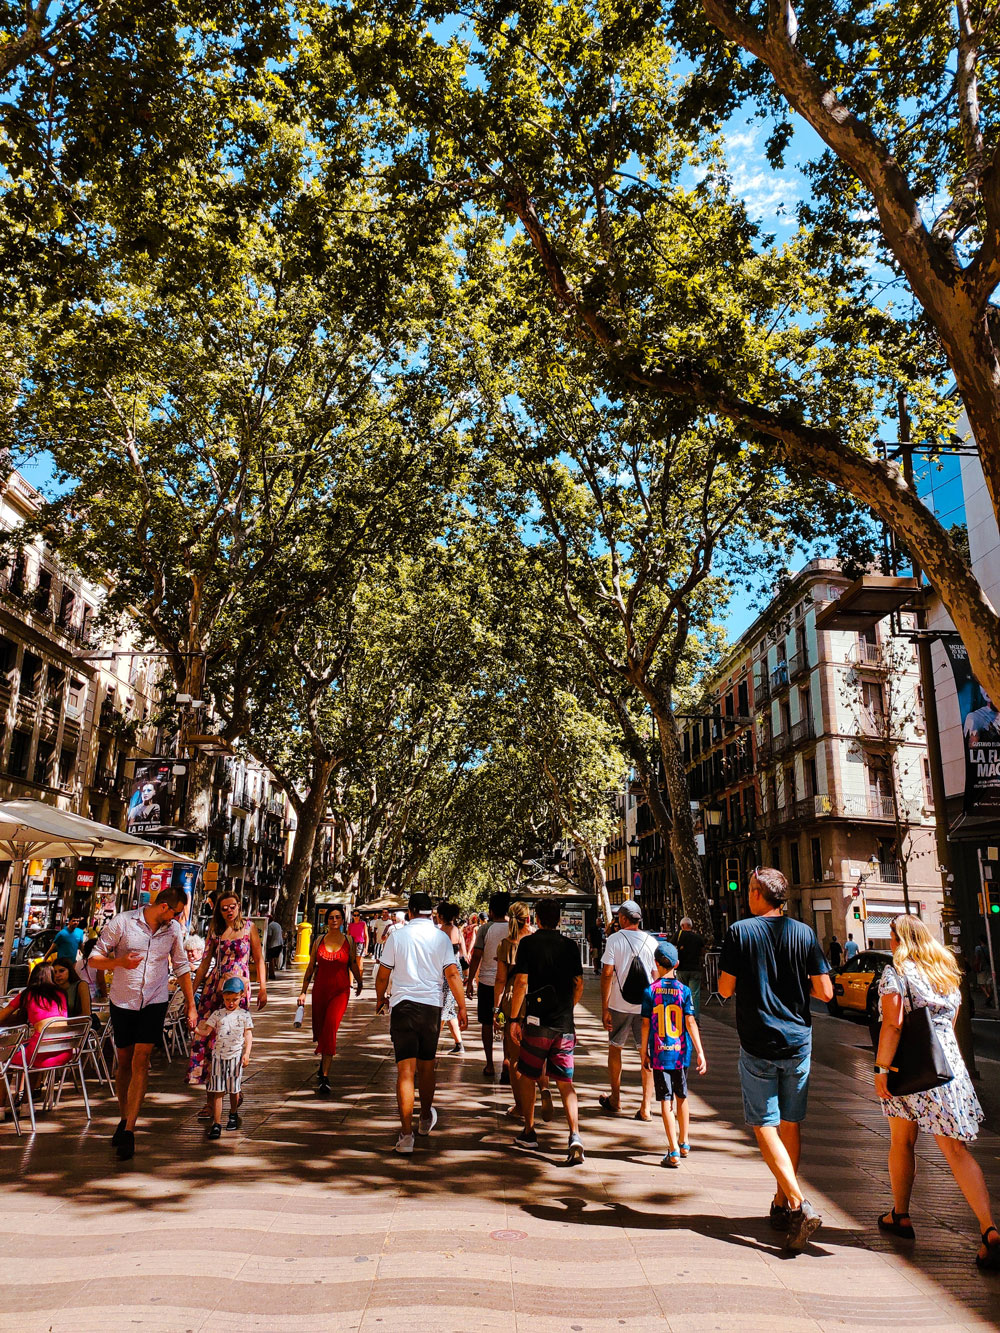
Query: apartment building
684 559 944 950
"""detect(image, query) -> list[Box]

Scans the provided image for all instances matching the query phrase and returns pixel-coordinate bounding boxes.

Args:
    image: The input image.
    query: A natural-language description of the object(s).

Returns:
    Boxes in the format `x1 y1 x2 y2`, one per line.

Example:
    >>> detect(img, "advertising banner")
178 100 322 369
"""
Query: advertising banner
943 640 1000 814
126 757 174 834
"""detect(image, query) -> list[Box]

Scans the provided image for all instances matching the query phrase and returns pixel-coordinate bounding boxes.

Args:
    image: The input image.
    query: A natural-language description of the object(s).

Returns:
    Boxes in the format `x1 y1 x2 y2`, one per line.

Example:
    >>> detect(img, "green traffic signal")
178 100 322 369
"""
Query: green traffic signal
727 879 739 893
990 902 1000 914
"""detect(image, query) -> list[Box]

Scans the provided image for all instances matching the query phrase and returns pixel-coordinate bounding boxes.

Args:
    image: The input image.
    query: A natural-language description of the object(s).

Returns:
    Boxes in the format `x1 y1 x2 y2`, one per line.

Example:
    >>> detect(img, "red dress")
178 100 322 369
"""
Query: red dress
312 938 352 1056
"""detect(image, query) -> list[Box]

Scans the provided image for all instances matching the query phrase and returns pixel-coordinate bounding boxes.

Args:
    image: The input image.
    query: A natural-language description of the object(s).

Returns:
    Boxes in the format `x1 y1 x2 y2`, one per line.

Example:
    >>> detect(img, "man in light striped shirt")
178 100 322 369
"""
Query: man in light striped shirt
92 885 196 1161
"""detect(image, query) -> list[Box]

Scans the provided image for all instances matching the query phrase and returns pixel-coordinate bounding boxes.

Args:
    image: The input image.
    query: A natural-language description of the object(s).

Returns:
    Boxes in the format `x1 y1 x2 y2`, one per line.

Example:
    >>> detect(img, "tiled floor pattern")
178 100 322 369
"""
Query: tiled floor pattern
0 967 998 1332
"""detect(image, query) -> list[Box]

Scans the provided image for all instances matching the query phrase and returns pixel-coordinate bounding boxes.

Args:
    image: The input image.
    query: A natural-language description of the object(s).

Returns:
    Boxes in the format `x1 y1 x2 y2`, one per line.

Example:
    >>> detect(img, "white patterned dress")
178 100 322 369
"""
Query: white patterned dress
877 961 983 1142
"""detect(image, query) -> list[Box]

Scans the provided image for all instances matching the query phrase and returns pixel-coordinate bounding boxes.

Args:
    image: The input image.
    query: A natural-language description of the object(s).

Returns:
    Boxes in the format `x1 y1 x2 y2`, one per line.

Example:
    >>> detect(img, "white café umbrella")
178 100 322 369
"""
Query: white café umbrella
0 799 190 986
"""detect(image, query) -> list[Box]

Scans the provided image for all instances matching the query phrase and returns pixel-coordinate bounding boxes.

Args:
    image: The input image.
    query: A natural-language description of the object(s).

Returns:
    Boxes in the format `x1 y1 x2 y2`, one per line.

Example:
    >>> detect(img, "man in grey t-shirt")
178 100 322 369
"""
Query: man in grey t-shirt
465 891 509 1078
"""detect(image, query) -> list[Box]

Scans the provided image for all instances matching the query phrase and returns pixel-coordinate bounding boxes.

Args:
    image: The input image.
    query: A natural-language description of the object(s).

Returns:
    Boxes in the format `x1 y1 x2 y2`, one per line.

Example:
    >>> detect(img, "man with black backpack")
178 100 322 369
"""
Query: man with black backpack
599 900 656 1118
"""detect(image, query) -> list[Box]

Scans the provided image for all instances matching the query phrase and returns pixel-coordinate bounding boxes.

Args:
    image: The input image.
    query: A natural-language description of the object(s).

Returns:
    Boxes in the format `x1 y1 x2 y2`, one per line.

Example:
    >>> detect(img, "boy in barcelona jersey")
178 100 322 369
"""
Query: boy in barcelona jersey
641 942 707 1168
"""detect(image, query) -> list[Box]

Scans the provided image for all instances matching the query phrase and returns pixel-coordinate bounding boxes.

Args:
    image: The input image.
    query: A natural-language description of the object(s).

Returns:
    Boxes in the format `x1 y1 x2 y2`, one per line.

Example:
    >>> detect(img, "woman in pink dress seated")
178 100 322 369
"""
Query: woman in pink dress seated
0 964 71 1099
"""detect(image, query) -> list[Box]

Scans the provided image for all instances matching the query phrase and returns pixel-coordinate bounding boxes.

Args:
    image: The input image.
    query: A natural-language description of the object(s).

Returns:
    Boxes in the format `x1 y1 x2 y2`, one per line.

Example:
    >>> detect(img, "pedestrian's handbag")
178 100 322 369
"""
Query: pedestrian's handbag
619 933 652 1006
886 972 954 1097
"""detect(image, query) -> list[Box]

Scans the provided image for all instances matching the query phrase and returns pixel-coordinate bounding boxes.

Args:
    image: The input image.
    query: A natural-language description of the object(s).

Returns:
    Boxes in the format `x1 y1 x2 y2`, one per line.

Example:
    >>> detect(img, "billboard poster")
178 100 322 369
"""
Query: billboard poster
944 640 1000 814
140 863 173 899
127 757 174 834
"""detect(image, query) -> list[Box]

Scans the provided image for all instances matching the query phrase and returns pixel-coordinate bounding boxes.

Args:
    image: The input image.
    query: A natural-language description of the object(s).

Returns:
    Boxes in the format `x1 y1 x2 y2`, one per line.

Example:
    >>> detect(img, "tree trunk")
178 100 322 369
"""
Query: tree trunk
608 693 713 937
272 756 334 938
650 698 715 940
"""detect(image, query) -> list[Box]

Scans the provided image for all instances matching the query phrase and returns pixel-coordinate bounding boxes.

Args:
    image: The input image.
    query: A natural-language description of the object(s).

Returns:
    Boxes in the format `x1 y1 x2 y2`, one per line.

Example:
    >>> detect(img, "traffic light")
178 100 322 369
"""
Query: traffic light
983 882 1000 917
725 857 740 894
853 896 868 921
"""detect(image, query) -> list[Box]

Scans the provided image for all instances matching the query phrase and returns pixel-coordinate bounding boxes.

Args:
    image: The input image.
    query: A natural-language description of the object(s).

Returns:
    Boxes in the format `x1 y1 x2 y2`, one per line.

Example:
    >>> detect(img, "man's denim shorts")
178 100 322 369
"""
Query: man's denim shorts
738 1044 812 1126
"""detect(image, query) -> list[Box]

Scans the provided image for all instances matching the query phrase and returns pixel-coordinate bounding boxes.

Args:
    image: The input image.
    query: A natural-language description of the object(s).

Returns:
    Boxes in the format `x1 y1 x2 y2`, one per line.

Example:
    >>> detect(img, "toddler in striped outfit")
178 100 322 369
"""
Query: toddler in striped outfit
196 976 253 1140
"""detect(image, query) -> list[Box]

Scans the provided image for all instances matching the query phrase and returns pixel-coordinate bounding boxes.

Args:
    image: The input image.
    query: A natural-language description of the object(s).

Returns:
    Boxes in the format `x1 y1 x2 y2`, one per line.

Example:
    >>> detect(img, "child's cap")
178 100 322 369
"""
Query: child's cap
222 976 245 994
654 942 679 969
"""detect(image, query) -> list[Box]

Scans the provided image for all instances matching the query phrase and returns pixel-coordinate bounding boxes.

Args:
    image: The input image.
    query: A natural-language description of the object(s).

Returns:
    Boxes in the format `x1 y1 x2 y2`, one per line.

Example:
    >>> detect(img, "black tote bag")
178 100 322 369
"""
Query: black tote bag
886 971 954 1097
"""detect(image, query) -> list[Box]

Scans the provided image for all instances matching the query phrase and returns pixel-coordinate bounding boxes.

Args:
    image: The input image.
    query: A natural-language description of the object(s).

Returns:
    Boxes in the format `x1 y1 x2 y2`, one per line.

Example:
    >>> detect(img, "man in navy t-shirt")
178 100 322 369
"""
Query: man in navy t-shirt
719 867 832 1253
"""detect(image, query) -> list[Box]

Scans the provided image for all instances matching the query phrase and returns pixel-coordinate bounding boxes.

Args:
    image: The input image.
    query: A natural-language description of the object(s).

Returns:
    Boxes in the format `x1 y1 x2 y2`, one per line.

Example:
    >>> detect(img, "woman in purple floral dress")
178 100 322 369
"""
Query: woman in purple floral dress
188 891 267 1114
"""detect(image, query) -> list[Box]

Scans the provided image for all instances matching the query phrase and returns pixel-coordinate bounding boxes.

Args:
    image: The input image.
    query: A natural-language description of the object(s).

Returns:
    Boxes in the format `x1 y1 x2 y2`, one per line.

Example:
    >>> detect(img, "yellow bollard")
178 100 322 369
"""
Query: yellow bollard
293 920 312 966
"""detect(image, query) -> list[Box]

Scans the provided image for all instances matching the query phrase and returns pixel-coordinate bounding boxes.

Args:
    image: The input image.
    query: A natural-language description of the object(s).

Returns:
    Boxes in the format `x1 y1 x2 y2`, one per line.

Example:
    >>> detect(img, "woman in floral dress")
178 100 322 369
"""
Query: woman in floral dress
875 914 999 1269
188 891 267 1114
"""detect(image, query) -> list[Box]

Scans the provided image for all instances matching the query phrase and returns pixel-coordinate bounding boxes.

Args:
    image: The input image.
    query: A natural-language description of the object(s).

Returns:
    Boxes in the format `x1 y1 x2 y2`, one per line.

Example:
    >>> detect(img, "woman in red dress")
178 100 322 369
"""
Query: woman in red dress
298 905 363 1097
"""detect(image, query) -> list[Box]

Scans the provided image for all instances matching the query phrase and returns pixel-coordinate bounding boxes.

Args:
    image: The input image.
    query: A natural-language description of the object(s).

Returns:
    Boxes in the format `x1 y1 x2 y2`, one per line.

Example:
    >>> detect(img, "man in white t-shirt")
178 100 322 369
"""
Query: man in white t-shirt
373 910 393 959
465 892 510 1078
375 891 467 1154
599 901 656 1119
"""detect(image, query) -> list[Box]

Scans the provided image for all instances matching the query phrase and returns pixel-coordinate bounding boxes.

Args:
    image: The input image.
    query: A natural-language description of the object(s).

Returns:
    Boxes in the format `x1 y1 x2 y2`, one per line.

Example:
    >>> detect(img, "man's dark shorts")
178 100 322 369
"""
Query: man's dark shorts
653 1066 688 1103
390 1000 441 1062
110 1001 169 1049
476 982 495 1026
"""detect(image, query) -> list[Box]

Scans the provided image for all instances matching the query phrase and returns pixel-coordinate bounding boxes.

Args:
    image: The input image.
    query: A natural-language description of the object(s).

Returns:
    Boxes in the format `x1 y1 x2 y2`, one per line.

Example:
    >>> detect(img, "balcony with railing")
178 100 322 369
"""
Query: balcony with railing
857 707 901 742
847 640 886 669
789 647 810 680
790 716 815 746
772 727 792 756
873 859 904 884
753 674 770 706
770 662 790 694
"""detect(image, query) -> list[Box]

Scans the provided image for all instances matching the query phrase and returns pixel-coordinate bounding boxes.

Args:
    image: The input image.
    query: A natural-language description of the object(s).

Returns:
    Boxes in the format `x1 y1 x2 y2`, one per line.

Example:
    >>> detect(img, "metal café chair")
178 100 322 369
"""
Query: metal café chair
82 1018 114 1090
0 1024 35 1135
24 1016 94 1120
161 989 190 1063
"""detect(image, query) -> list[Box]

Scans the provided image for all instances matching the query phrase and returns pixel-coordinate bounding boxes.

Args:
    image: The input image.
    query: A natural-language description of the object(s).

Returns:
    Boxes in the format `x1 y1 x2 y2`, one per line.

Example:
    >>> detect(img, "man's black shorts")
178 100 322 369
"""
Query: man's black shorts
109 1001 169 1049
476 982 495 1026
653 1066 688 1102
390 1000 441 1062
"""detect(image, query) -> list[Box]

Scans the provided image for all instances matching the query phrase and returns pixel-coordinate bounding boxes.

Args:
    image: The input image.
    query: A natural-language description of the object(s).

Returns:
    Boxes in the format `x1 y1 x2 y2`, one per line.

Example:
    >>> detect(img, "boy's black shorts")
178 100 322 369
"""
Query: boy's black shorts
653 1067 688 1102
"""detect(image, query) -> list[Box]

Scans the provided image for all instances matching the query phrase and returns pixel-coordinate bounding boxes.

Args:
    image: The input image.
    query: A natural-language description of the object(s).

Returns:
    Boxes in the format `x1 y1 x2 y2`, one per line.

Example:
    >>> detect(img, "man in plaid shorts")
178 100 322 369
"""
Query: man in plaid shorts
508 898 585 1164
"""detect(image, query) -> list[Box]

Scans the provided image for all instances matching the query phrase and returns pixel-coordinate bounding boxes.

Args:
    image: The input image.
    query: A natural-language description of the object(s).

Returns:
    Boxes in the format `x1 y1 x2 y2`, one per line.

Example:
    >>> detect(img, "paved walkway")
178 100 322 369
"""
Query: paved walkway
1 968 999 1332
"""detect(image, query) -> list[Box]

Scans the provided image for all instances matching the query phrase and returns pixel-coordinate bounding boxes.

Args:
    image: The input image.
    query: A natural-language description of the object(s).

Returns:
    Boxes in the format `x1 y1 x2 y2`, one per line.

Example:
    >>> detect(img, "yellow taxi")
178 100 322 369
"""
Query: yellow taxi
828 949 893 1024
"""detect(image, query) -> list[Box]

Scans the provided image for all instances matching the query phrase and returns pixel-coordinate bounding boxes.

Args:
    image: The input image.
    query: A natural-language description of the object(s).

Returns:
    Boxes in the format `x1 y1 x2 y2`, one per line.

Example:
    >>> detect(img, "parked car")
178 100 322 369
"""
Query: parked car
828 948 893 1047
1 929 58 990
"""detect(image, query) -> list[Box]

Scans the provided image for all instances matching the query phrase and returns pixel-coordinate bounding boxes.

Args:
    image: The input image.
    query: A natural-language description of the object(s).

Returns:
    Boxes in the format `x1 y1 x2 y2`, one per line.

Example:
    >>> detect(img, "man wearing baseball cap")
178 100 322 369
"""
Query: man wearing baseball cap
375 890 467 1154
599 900 657 1118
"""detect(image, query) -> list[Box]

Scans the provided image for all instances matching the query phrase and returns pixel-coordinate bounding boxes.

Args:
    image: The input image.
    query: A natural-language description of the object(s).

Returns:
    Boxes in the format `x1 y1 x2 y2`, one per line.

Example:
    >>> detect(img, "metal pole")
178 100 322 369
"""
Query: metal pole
977 848 999 1011
0 855 25 991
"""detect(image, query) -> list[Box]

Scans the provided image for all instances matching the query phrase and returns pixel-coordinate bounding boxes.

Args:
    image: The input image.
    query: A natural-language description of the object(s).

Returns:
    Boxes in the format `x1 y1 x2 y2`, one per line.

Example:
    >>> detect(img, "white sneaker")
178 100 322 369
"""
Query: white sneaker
395 1132 415 1155
417 1105 438 1136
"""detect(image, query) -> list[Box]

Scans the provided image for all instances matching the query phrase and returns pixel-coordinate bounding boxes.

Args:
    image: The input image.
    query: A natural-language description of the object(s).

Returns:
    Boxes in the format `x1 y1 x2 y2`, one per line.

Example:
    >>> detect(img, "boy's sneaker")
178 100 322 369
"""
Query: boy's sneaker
784 1200 822 1252
446 1043 465 1055
206 1123 222 1141
417 1105 438 1136
394 1132 415 1155
225 1111 239 1131
566 1133 584 1165
769 1202 791 1231
513 1127 539 1152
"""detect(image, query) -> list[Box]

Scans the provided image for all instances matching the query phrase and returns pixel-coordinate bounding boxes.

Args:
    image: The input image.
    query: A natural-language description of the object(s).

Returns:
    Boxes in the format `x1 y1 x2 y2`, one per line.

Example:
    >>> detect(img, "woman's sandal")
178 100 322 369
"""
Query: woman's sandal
877 1208 915 1239
976 1224 1000 1270
679 1142 690 1158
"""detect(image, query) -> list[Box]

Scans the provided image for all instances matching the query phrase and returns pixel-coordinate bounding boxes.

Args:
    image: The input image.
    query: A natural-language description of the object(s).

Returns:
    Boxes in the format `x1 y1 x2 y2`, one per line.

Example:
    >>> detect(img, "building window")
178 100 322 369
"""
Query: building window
0 636 15 676
20 651 43 697
8 730 31 779
922 756 934 809
811 837 823 882
33 740 54 786
737 679 749 716
770 844 781 871
790 842 801 886
66 677 86 714
58 747 76 788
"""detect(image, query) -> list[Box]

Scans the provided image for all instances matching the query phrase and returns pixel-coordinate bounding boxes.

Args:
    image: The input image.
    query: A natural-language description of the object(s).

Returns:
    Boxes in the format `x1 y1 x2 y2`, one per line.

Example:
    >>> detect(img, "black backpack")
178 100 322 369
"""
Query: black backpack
619 933 652 1005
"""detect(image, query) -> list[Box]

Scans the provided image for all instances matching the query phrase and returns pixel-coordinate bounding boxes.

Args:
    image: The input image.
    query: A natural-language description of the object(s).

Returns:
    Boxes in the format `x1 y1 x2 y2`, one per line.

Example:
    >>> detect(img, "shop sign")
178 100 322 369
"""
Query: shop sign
75 870 96 889
943 640 1000 814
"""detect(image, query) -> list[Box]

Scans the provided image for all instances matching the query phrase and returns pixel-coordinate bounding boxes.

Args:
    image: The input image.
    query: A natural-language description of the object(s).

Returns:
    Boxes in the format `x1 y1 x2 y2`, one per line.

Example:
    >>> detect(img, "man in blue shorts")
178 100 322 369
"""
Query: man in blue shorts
719 867 833 1252
508 898 585 1164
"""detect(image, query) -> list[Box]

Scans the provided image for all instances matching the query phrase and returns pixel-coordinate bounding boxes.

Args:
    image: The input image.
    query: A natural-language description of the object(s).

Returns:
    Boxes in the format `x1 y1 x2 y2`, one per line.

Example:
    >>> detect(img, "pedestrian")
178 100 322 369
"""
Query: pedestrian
973 934 993 1004
599 900 656 1119
874 914 999 1269
48 914 84 964
844 932 859 962
829 934 843 969
508 898 585 1164
494 901 553 1124
297 904 364 1097
466 892 510 1080
265 916 284 980
374 890 467 1154
347 912 368 969
188 891 267 1117
675 915 708 1017
373 909 393 961
717 867 832 1251
78 937 108 1001
462 912 480 958
90 885 196 1161
196 976 254 1140
588 918 605 976
437 900 468 1055
641 942 707 1167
